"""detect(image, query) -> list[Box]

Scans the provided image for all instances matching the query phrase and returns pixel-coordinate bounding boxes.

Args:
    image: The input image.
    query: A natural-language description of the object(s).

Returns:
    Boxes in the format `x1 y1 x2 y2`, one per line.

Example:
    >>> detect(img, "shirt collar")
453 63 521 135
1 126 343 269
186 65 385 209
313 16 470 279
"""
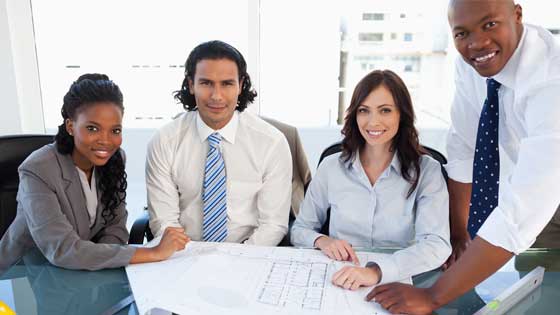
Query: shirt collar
492 25 526 89
344 149 401 176
196 111 239 144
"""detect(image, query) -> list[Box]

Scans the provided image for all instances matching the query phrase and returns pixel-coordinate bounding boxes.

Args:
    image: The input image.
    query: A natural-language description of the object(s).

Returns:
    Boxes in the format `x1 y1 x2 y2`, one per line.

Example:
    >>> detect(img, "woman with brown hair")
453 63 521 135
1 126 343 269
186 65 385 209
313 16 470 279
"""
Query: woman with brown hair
291 70 451 289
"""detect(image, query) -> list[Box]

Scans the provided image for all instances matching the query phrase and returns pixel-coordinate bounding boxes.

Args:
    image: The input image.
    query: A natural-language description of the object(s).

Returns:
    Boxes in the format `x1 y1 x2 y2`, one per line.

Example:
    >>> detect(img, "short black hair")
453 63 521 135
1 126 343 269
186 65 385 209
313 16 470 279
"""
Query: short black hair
174 40 257 112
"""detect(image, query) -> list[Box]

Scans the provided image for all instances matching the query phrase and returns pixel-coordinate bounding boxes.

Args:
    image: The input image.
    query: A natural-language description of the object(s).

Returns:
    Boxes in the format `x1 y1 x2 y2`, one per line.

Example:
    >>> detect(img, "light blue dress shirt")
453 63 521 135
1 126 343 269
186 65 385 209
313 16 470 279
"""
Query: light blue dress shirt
291 151 451 283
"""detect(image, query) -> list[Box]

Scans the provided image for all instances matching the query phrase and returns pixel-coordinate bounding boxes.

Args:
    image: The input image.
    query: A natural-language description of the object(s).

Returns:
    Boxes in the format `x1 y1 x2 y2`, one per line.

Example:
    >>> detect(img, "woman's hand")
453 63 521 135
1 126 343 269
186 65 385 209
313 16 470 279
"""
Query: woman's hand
314 236 360 265
332 265 380 290
152 227 190 260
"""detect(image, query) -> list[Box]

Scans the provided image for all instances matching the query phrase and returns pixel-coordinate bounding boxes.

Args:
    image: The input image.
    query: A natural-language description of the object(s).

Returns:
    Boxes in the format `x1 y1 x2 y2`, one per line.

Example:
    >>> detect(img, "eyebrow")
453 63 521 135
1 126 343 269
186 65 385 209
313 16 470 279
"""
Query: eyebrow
359 103 395 108
86 121 122 128
197 77 237 83
453 13 495 31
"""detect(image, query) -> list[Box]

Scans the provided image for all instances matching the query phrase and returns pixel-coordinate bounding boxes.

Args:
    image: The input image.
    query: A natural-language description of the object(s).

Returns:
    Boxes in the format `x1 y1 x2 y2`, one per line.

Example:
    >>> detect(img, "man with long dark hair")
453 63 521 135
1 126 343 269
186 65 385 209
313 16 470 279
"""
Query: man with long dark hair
146 41 292 246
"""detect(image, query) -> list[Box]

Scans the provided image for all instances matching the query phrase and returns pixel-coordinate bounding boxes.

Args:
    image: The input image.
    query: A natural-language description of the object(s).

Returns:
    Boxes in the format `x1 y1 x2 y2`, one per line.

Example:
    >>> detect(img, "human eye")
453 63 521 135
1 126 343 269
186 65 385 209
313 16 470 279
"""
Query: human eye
112 128 122 135
86 125 98 132
484 21 497 30
380 107 392 114
454 31 466 39
357 107 368 114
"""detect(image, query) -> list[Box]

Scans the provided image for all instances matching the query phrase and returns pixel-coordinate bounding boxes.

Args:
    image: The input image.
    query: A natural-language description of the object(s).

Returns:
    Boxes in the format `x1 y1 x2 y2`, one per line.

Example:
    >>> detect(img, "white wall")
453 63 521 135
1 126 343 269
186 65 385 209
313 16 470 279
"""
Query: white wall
0 0 44 135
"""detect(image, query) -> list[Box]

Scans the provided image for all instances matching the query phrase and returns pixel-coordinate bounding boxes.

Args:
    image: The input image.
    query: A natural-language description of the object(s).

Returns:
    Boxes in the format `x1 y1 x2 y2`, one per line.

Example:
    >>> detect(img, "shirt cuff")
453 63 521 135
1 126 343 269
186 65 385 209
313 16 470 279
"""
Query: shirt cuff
310 232 328 248
372 255 400 284
444 158 473 183
477 206 534 254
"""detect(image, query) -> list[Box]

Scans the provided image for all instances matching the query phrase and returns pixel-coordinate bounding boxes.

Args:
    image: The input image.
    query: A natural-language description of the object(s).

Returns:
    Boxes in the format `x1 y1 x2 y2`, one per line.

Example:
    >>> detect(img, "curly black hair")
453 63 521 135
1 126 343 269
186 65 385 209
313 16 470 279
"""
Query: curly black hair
54 73 127 225
341 69 425 198
174 40 257 112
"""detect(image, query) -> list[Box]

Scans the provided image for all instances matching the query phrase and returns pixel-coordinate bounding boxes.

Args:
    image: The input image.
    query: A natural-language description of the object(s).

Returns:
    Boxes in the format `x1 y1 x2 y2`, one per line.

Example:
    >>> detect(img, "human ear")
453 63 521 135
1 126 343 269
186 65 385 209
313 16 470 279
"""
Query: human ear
65 118 74 136
188 77 194 95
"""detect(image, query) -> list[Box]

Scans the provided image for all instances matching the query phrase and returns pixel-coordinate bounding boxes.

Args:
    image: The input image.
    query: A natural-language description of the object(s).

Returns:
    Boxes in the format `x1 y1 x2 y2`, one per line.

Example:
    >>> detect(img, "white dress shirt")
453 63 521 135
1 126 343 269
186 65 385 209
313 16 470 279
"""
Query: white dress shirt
75 167 98 227
291 152 451 284
445 24 560 254
146 110 292 246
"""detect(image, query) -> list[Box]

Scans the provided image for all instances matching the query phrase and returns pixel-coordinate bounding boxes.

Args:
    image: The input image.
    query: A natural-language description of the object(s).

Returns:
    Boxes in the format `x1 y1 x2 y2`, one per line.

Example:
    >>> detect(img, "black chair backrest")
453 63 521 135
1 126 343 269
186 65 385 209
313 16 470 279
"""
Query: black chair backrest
0 135 54 238
317 141 448 236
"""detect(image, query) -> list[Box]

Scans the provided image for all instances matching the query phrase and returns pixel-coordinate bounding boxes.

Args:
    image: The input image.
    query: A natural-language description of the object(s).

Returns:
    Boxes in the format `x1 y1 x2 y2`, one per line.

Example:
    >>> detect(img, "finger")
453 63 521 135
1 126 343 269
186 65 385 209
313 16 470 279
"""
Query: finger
323 248 335 260
343 243 360 265
332 269 349 287
169 232 189 243
337 248 349 262
350 279 361 290
339 270 355 289
166 227 185 234
377 291 400 310
332 267 346 283
366 283 392 301
346 272 358 290
448 251 457 265
173 238 186 248
387 302 406 315
343 277 353 290
330 246 343 261
339 248 350 261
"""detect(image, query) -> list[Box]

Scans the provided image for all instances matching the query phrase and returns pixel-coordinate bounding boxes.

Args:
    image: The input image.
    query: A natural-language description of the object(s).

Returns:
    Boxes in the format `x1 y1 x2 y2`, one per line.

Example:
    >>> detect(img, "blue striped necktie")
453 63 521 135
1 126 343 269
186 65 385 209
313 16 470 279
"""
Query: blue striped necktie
202 132 228 242
468 78 501 238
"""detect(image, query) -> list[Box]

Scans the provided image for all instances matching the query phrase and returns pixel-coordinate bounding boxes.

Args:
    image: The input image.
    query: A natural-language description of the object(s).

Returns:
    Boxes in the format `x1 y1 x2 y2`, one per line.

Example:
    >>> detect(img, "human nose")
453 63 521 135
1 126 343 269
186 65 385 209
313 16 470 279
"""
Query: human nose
467 32 490 50
367 111 381 126
97 130 111 144
210 85 223 102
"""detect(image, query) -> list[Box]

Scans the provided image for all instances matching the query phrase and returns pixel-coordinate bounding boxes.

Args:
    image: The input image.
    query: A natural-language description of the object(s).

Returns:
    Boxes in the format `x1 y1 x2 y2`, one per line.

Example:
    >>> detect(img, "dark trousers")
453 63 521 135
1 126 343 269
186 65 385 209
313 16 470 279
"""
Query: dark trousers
532 204 560 248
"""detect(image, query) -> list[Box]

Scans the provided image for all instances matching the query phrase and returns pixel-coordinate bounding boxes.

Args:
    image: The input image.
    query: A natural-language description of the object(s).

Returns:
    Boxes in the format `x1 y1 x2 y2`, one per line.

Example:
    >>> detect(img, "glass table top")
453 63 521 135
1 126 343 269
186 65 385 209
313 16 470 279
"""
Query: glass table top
1 248 559 315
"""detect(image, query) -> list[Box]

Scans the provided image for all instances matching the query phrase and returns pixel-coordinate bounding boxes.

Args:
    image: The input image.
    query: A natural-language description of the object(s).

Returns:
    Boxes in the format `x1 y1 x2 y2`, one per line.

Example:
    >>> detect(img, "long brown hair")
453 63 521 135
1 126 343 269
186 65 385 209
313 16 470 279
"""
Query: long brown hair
341 69 424 197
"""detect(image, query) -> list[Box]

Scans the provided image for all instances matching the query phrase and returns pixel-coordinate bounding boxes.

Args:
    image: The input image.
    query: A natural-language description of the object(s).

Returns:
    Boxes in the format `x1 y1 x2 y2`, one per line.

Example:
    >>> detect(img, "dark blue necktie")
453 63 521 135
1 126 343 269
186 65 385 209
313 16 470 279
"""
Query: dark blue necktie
468 78 501 238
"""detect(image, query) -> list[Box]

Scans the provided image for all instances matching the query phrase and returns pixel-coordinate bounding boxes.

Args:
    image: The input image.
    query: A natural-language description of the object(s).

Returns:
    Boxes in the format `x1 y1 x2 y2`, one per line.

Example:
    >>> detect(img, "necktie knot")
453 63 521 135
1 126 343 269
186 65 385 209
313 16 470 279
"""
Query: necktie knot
208 132 222 149
486 78 501 94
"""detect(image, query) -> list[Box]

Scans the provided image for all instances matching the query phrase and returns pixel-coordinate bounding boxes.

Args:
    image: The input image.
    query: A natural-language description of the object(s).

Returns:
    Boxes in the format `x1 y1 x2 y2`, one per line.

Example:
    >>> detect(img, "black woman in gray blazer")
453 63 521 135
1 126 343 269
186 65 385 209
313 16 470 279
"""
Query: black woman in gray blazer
0 74 188 274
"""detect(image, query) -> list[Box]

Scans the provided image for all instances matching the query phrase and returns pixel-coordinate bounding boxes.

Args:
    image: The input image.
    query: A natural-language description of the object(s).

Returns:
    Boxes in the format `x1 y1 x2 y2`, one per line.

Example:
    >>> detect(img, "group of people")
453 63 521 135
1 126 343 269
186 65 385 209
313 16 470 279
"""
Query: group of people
1 1 559 314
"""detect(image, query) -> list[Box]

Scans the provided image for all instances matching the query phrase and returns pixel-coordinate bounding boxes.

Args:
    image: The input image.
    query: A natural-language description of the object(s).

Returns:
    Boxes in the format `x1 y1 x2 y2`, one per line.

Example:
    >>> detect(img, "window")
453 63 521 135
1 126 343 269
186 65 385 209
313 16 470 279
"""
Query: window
31 0 253 224
404 33 413 42
359 32 384 42
362 13 384 21
31 0 456 223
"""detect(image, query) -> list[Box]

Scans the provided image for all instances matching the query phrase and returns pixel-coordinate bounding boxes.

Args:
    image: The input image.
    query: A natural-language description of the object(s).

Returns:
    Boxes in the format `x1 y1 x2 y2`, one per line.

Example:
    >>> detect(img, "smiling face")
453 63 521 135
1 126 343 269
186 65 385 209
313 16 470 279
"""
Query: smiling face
448 0 523 77
188 58 243 130
356 85 401 152
65 102 123 171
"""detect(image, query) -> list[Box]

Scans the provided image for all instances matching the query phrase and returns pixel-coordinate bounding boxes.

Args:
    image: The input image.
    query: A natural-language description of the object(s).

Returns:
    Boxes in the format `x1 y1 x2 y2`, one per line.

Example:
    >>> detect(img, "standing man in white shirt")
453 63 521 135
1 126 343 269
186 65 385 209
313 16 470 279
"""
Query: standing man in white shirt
146 40 292 246
367 1 560 314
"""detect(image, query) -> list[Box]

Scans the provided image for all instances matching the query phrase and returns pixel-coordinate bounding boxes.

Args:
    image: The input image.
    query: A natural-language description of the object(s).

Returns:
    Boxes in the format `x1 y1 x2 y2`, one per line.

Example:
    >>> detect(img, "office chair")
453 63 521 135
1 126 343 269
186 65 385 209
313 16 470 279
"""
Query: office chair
316 140 448 236
128 208 152 244
0 134 54 238
128 119 312 246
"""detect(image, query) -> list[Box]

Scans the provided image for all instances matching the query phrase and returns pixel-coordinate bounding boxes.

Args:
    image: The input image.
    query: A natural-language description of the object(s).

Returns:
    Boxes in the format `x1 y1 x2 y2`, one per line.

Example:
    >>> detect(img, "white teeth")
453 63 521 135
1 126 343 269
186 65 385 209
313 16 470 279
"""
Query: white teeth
368 131 383 136
475 52 496 62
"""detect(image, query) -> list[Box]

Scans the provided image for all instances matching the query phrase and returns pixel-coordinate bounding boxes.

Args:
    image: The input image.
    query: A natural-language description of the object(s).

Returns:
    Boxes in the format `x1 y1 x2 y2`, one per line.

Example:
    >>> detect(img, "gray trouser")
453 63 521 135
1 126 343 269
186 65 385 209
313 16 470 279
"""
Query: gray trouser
532 204 560 248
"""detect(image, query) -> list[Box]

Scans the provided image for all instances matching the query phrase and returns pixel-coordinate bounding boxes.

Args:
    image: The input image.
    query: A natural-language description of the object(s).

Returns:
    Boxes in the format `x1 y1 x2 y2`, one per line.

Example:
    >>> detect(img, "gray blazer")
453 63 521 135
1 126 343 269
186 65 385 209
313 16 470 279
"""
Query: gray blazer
0 144 135 274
